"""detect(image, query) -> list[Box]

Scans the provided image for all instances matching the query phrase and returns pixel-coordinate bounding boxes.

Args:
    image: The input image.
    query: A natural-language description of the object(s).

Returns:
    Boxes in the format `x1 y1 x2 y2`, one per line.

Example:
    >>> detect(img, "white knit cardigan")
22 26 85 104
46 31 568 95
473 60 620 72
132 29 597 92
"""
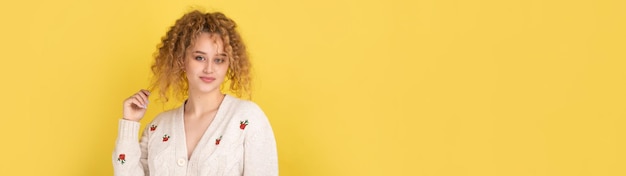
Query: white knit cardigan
113 94 278 176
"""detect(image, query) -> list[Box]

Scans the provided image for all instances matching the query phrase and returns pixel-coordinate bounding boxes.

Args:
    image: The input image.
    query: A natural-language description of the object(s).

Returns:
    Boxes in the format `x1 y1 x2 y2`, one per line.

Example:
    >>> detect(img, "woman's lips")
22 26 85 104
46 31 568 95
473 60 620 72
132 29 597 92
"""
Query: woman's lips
200 76 216 83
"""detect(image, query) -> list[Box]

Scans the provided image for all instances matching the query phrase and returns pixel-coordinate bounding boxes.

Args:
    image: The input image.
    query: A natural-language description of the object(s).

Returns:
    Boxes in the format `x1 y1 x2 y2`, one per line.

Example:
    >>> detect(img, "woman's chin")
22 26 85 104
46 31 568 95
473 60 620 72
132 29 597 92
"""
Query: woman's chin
189 87 220 94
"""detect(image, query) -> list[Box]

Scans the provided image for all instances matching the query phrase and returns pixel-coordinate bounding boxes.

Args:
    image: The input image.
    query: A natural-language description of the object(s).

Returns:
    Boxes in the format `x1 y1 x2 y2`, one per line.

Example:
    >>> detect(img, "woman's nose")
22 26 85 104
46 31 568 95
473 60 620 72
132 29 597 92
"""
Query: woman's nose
203 62 214 73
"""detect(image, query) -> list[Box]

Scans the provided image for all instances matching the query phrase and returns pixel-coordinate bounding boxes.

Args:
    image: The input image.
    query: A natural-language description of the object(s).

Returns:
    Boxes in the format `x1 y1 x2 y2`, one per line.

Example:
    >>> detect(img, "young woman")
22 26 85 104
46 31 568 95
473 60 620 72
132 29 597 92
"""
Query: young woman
112 10 278 176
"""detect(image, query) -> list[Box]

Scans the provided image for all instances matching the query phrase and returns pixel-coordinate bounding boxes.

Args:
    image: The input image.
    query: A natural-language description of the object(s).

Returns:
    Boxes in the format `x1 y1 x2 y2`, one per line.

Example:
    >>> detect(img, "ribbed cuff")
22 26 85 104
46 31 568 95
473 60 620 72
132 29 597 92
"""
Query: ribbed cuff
117 119 141 142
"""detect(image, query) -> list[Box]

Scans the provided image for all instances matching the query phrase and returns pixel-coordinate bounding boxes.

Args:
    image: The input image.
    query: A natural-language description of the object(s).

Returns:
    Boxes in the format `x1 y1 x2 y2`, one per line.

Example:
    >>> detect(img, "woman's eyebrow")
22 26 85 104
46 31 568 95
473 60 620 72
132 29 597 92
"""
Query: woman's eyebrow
193 51 207 55
216 53 227 57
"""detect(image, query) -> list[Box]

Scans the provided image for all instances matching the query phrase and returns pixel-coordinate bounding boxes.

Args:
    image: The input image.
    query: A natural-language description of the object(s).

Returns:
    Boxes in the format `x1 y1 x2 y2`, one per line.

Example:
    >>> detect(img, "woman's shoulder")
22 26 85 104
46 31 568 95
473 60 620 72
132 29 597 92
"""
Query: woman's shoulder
226 94 265 115
150 105 182 123
224 95 272 131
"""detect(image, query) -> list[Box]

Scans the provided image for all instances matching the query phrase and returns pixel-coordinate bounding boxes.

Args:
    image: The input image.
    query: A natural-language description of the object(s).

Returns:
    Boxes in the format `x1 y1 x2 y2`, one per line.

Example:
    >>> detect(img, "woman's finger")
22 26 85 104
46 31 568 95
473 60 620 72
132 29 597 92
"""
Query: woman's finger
136 91 149 106
138 90 150 105
140 89 150 96
133 95 146 108
124 96 135 106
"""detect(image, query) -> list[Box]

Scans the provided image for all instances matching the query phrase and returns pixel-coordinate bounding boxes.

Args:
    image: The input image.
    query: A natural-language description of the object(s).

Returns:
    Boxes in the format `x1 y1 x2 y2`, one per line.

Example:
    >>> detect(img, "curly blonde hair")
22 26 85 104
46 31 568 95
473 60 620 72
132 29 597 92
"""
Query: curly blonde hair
149 10 251 102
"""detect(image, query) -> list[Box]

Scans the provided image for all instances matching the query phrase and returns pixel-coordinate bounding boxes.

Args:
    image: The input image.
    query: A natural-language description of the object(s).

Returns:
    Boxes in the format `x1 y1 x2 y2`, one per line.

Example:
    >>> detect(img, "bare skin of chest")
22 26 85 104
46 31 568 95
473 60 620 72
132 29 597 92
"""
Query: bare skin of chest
183 110 218 159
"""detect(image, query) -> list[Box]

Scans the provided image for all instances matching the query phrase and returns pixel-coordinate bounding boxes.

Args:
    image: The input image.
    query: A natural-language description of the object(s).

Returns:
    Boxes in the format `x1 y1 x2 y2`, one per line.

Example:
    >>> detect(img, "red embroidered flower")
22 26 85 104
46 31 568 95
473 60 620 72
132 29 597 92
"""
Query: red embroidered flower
240 120 249 130
215 136 222 145
117 154 126 164
162 134 170 142
150 125 157 131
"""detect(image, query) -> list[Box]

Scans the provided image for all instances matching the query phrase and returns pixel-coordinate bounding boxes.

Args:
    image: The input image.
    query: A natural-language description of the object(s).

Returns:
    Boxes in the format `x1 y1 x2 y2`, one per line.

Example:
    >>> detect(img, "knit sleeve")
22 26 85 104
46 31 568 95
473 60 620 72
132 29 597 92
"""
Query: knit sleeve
243 103 279 176
112 119 149 176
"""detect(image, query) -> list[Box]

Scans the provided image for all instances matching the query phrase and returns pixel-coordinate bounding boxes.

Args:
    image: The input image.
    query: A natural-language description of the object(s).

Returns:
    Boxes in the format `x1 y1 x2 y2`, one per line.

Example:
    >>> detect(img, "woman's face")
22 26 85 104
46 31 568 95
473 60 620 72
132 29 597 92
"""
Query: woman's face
184 32 229 95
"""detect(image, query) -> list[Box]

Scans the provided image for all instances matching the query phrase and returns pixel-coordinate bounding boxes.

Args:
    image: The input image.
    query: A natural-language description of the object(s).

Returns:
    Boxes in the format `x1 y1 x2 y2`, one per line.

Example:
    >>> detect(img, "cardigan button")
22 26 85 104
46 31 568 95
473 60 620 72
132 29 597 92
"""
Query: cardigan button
177 159 186 166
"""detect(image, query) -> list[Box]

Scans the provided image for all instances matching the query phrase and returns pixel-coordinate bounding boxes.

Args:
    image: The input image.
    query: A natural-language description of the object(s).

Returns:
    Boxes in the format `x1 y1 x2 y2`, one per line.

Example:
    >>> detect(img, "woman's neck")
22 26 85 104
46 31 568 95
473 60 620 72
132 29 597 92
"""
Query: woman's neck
184 91 225 119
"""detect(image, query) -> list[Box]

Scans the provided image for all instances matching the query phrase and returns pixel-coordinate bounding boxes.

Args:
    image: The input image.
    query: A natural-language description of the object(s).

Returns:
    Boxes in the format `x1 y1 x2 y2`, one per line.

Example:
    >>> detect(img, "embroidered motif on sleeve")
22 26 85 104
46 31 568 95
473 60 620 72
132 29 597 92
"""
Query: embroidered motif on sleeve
162 134 170 142
239 120 249 130
149 124 157 131
117 154 126 165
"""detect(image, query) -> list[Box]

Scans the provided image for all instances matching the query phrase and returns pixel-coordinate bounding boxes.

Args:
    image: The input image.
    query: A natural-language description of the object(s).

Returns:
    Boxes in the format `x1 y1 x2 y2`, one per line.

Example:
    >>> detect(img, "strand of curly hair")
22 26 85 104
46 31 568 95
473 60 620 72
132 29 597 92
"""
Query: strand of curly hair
149 10 251 102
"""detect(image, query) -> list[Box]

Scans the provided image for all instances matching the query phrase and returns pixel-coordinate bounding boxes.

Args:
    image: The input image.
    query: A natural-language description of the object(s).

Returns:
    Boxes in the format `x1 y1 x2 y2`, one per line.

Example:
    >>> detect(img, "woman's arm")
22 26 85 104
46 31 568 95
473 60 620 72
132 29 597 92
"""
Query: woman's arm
113 90 151 175
112 119 149 176
243 103 279 176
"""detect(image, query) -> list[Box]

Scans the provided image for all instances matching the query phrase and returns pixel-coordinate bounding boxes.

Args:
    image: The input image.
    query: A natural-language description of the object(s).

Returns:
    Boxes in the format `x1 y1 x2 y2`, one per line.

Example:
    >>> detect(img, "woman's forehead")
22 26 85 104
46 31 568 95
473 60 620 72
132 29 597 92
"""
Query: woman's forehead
190 32 225 54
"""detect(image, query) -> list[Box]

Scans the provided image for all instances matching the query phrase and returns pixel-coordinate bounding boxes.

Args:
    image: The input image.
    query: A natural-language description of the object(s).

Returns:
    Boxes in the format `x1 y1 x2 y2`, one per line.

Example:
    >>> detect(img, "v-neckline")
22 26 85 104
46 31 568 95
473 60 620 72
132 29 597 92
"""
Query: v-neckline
178 94 230 161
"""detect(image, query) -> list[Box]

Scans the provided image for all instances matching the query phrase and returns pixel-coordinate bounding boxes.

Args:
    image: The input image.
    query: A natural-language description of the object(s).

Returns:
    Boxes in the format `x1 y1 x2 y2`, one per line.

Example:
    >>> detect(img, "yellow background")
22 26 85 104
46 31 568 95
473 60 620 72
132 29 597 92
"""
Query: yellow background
0 0 624 175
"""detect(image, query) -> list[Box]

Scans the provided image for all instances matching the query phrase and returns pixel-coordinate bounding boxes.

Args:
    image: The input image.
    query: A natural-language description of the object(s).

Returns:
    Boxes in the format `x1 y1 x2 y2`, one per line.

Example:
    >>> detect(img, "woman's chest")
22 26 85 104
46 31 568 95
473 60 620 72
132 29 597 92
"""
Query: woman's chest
146 118 247 175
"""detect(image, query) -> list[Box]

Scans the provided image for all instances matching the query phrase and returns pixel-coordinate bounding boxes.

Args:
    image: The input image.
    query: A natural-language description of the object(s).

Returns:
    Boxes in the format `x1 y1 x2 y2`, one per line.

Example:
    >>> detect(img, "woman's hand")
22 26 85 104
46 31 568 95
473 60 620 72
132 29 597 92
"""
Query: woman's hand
122 89 150 122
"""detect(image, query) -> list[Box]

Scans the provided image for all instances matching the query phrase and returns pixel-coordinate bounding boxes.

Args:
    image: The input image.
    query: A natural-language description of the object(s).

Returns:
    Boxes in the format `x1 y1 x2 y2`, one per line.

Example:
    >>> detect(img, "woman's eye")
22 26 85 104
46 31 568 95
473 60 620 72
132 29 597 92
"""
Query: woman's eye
195 56 205 61
214 58 224 63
